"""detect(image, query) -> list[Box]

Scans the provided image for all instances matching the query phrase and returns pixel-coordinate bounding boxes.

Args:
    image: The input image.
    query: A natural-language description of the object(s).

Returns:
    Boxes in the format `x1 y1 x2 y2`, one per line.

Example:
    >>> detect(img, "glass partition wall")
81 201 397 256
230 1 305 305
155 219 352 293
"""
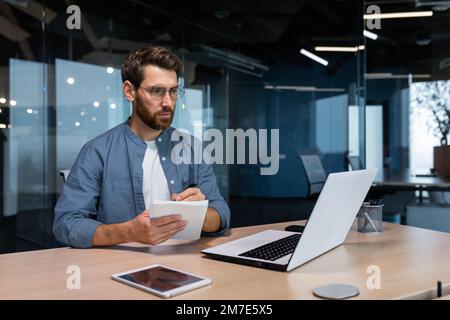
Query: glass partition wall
364 0 450 175
0 0 365 252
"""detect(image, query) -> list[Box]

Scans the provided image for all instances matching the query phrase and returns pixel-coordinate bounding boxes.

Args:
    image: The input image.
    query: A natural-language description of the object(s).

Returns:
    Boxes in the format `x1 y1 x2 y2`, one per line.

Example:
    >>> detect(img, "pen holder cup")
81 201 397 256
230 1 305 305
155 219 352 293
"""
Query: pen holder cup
357 203 383 234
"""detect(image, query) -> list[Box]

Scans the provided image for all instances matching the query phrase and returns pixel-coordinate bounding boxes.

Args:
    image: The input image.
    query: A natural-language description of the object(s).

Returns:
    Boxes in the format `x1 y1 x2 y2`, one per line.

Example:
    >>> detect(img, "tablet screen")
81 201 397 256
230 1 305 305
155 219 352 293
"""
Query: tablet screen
118 266 204 293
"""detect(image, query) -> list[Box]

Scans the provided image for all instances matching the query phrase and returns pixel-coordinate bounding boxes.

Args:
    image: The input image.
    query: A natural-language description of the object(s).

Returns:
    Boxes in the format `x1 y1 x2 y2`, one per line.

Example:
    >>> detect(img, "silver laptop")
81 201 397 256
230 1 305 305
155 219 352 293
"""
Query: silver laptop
202 169 378 272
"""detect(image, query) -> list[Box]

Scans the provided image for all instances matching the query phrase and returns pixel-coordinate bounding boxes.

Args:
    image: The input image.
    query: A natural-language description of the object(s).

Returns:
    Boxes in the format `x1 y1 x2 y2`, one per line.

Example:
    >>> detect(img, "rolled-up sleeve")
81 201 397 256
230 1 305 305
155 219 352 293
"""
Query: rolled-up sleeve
197 162 231 236
53 144 103 248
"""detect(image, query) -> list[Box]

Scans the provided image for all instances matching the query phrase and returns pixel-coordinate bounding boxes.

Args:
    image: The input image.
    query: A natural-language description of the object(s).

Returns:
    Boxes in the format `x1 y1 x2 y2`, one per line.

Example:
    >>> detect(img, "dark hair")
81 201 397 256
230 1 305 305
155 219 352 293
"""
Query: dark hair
121 47 182 87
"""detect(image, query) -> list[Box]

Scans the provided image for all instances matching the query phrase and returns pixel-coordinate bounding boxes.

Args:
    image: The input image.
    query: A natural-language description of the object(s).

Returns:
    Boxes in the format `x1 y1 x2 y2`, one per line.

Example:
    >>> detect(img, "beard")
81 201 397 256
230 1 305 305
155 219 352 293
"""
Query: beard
134 95 174 131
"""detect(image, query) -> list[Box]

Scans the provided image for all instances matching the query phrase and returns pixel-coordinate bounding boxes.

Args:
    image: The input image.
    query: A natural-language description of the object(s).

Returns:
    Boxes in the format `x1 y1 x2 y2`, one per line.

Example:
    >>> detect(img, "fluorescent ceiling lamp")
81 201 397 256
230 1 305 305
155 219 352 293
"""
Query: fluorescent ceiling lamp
315 46 365 53
365 73 431 79
264 85 345 92
363 30 378 40
226 64 266 78
363 11 433 19
439 57 450 70
199 44 269 72
315 46 358 52
300 49 328 66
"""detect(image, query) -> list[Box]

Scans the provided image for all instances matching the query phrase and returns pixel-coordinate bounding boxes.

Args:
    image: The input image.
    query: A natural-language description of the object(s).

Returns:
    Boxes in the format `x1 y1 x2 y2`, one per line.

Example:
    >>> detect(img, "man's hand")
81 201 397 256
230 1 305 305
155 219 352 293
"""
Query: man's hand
92 209 187 246
171 188 221 233
126 210 188 245
171 187 206 201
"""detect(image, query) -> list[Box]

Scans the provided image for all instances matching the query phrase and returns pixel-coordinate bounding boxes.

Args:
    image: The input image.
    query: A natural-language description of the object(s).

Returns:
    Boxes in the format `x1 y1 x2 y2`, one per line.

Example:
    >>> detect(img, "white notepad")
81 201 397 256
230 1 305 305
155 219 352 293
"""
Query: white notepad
150 200 209 240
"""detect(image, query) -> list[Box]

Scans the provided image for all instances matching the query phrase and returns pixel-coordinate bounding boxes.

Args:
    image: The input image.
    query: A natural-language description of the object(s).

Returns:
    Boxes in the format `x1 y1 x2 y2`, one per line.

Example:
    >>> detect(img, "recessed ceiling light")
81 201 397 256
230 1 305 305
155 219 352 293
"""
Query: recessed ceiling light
106 67 114 74
93 101 100 107
110 103 117 110
10 100 17 106
75 122 80 127
26 108 33 114
0 98 6 104
67 77 75 85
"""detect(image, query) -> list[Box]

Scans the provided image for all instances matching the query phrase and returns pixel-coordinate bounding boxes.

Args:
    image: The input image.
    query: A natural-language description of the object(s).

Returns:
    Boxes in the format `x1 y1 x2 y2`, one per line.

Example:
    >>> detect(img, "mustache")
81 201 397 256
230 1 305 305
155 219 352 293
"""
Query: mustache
157 108 174 115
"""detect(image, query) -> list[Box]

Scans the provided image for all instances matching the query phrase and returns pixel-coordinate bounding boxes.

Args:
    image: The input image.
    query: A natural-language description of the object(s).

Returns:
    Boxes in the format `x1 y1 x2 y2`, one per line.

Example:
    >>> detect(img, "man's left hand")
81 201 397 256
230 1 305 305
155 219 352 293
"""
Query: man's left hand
171 187 206 201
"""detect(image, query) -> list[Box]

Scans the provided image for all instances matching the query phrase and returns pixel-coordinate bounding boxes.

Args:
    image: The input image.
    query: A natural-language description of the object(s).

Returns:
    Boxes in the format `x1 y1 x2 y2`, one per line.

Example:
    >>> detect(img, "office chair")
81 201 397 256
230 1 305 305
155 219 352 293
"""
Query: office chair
346 155 362 171
289 154 327 233
59 170 70 183
298 154 327 199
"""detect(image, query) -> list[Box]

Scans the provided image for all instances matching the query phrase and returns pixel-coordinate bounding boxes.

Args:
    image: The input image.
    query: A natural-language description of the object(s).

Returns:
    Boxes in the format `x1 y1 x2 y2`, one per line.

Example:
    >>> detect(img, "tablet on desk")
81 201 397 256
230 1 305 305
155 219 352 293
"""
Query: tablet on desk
111 264 212 298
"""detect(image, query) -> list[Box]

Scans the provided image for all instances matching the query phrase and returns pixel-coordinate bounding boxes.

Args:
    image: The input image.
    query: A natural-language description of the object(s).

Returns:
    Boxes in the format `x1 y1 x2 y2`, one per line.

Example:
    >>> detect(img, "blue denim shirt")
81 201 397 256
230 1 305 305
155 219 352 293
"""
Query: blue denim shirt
53 120 230 248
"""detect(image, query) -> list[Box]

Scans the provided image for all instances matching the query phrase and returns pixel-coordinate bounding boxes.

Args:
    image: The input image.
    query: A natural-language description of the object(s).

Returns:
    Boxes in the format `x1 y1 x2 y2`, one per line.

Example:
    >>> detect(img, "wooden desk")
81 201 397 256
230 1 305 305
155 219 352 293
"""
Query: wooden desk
1 221 450 300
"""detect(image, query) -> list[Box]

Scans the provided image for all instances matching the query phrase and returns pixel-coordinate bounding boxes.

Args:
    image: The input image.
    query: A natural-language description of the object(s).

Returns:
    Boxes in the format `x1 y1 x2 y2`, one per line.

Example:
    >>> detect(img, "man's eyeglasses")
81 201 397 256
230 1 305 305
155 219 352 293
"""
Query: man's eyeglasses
139 86 185 100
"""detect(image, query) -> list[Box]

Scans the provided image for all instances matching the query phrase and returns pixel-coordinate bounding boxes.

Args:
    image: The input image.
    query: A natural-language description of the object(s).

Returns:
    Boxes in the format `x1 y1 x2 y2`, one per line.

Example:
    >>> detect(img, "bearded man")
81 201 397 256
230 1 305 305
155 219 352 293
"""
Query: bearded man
54 47 230 248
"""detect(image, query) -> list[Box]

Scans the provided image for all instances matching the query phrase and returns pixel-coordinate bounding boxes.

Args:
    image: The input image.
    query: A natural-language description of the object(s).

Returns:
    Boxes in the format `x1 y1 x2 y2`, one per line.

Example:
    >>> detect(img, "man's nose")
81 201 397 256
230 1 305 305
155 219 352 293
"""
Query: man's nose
161 91 174 106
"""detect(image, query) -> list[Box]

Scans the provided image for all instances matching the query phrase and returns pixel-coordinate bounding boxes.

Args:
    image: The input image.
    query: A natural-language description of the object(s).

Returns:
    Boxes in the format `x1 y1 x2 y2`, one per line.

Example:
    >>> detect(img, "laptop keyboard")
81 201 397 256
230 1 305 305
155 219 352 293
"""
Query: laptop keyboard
238 233 302 261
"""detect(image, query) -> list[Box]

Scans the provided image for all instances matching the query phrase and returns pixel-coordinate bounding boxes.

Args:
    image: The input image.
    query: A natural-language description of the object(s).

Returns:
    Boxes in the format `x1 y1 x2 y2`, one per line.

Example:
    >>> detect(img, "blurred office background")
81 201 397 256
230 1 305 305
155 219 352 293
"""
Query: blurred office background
1 0 450 253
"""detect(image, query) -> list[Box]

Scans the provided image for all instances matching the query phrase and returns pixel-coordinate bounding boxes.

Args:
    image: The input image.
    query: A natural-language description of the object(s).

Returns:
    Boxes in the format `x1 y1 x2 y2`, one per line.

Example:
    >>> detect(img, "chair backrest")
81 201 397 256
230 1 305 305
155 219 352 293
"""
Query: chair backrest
298 155 327 197
347 155 362 171
60 170 70 182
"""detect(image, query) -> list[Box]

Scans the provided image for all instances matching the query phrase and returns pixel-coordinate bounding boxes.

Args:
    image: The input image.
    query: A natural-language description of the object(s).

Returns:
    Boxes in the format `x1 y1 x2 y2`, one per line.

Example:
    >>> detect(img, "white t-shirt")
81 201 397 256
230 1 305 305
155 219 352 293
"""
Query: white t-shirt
142 140 171 209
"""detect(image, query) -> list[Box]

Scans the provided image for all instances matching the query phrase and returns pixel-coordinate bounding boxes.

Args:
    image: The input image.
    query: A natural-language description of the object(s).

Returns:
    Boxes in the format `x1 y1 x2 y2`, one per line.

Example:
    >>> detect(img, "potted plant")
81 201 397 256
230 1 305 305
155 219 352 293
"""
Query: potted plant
411 80 450 178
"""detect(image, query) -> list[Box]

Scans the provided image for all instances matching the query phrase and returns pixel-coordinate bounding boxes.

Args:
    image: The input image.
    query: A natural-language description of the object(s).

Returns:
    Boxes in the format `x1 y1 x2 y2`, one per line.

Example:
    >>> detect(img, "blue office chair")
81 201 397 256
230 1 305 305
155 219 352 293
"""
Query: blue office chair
298 154 326 199
346 155 362 171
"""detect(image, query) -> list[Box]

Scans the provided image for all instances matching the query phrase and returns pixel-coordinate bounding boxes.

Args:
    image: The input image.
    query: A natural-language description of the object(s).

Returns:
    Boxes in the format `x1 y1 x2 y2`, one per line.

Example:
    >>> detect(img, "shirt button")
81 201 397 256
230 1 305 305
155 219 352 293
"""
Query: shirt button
170 180 174 185
161 157 166 161
158 138 162 142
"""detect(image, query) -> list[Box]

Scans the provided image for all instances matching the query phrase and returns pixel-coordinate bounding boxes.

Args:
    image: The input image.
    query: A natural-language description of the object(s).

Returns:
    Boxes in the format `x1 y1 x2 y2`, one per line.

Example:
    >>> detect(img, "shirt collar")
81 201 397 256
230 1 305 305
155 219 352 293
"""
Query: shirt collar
122 118 174 148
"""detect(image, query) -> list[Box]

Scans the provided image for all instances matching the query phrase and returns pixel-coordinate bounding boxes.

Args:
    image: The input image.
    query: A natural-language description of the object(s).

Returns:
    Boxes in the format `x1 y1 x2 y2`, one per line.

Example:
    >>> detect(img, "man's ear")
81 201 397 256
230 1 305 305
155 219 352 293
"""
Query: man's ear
123 80 136 102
